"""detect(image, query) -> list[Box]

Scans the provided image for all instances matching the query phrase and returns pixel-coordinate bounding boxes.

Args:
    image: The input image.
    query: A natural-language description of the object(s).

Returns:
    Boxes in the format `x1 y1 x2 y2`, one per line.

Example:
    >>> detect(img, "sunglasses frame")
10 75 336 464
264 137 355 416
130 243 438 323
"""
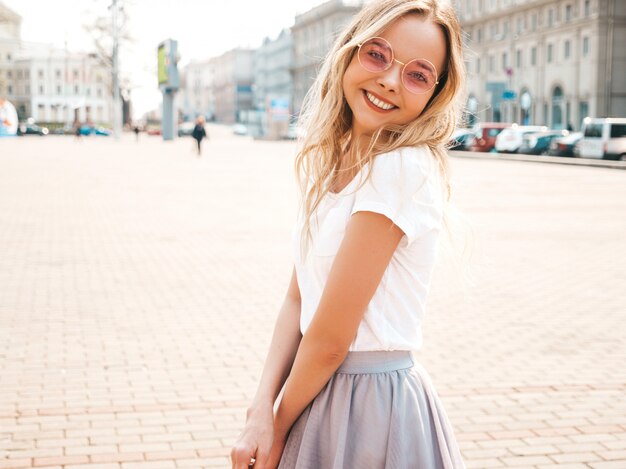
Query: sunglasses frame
356 36 440 95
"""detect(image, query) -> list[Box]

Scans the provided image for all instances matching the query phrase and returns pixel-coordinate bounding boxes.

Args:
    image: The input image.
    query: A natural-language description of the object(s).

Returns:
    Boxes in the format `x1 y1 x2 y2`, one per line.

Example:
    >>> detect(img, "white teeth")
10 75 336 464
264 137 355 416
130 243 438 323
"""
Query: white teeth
365 91 395 110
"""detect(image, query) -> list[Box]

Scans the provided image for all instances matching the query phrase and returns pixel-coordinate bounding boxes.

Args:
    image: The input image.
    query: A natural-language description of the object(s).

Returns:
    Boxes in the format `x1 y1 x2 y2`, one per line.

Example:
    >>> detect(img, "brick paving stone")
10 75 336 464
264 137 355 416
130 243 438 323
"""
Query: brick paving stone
1 131 625 467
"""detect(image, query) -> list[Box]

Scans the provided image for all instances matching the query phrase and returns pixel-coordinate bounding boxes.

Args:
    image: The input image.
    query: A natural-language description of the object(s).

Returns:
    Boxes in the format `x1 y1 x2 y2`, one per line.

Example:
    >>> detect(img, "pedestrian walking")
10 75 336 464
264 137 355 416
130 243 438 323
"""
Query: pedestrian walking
133 124 140 142
192 116 207 156
74 120 82 141
231 1 467 468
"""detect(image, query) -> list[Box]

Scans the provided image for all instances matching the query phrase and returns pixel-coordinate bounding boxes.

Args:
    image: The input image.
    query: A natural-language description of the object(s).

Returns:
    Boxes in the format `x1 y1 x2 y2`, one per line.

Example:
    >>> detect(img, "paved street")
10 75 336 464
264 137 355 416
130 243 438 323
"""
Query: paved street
1 126 625 469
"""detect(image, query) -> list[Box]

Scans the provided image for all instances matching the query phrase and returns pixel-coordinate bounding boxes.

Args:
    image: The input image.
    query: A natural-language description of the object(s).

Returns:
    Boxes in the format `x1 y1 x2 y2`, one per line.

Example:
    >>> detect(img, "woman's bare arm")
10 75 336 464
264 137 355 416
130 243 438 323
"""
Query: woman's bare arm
273 211 404 438
248 267 303 416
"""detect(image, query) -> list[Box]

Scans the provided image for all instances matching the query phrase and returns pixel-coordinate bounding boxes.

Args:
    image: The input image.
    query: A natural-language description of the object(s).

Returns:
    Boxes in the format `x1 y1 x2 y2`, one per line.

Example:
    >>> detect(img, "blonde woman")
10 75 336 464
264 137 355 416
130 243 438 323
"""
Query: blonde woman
232 1 466 467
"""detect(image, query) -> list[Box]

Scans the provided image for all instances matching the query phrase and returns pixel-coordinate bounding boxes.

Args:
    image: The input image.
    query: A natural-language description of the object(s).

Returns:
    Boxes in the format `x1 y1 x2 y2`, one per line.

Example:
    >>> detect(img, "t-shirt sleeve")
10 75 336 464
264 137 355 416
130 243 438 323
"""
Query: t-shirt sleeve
351 146 443 246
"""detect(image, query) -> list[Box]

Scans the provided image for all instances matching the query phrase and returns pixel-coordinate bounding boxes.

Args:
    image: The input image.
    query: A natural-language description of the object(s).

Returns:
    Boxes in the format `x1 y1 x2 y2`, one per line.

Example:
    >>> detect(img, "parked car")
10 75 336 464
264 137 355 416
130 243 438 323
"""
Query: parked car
448 128 474 151
495 125 547 153
146 126 162 136
233 124 247 136
78 125 111 136
519 130 569 155
177 122 195 137
548 132 583 157
469 122 511 152
17 122 49 136
579 117 626 160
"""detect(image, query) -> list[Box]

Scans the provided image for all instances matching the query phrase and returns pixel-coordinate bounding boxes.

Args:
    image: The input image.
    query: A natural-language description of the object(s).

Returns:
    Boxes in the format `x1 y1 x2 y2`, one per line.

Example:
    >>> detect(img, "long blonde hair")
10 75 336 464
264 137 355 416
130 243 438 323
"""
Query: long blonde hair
295 0 467 252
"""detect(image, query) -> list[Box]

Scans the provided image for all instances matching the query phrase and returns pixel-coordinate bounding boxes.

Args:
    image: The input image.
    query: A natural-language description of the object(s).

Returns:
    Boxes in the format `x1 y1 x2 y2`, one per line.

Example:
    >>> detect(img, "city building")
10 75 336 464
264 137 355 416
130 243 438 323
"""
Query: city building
12 49 111 125
291 0 364 116
178 59 215 122
211 48 254 124
253 29 293 138
0 2 21 99
458 0 625 129
0 2 112 126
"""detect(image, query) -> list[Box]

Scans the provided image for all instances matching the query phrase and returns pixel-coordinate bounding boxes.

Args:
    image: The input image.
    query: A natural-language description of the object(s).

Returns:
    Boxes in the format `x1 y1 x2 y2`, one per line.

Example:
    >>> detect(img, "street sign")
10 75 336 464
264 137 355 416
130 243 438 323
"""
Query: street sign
502 90 517 100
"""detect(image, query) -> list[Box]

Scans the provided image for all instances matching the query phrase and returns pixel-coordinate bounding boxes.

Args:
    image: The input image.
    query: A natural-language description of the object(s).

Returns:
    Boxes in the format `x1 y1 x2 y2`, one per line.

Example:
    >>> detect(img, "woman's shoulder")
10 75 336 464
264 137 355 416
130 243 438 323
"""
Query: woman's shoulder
368 145 439 183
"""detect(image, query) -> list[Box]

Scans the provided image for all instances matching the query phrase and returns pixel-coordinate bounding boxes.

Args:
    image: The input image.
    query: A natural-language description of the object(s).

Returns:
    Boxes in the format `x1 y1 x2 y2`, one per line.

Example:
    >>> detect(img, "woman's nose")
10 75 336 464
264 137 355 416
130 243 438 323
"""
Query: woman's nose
376 61 402 93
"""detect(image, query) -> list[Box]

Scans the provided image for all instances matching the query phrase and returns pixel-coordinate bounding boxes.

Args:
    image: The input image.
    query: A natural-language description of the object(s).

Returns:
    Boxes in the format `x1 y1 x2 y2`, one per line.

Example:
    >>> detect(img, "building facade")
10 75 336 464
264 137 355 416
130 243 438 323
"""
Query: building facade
254 29 293 138
0 3 21 101
0 2 112 125
291 0 364 116
12 50 111 125
458 0 626 129
211 48 254 124
179 59 215 122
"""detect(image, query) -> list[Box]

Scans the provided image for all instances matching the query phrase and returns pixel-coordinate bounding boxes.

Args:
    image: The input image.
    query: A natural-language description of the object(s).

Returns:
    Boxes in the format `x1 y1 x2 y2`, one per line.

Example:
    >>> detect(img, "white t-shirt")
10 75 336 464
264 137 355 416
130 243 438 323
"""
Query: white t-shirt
292 146 444 352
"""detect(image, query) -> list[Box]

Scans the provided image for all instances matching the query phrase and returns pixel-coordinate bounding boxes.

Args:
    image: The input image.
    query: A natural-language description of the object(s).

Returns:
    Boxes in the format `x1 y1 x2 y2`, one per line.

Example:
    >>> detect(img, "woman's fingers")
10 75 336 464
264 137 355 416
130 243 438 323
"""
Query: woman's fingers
249 448 270 469
230 442 255 469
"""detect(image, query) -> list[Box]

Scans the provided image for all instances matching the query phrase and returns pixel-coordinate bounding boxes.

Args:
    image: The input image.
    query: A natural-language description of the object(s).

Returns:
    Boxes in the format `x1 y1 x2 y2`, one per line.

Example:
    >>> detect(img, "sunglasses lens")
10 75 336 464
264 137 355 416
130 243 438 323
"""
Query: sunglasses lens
402 59 438 94
358 38 392 72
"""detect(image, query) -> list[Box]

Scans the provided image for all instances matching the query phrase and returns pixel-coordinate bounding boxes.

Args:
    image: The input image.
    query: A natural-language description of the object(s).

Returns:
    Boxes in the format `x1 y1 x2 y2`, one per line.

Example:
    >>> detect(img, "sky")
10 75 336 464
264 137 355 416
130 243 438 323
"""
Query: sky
4 0 325 118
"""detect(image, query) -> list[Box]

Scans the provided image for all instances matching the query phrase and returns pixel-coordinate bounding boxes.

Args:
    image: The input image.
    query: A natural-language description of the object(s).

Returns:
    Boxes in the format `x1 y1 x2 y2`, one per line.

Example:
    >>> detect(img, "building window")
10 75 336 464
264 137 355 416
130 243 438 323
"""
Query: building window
477 27 482 43
516 49 522 68
531 47 537 65
565 4 573 21
564 40 571 59
7 85 12 94
584 0 591 17
548 9 554 27
73 70 79 79
97 88 102 97
38 69 44 79
56 69 61 79
476 57 481 73
502 52 508 70
25 85 30 94
488 54 494 72
531 13 537 31
17 70 22 79
39 85 44 94
516 17 522 34
74 85 79 94
547 44 554 63
583 37 590 56
56 85 61 94
7 70 12 78
6 53 11 61
25 71 30 79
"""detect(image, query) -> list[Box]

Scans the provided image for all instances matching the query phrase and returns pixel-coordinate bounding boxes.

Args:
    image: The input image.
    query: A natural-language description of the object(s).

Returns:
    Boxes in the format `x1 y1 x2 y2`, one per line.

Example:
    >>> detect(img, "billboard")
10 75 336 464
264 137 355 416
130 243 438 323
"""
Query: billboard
157 39 179 90
157 43 168 85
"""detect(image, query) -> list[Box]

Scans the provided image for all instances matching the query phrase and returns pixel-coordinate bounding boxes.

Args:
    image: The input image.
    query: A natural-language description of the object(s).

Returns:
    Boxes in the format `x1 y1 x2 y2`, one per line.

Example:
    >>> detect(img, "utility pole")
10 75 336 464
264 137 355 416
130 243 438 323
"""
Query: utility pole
110 0 122 139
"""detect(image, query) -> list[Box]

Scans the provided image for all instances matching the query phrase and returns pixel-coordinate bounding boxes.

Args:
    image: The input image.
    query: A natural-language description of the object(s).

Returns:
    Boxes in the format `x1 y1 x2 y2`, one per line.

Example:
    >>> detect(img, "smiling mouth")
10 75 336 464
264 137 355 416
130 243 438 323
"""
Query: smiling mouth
363 90 397 111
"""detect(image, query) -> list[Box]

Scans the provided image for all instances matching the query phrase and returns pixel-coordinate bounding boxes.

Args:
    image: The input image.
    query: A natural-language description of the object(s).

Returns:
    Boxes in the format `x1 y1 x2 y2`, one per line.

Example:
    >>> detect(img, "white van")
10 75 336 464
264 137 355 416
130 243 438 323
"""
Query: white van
579 117 626 160
495 125 547 153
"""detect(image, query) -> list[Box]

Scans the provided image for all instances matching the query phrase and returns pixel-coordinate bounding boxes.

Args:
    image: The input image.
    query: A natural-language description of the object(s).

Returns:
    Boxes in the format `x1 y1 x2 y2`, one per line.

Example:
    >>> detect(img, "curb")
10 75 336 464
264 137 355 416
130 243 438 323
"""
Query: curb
449 150 626 170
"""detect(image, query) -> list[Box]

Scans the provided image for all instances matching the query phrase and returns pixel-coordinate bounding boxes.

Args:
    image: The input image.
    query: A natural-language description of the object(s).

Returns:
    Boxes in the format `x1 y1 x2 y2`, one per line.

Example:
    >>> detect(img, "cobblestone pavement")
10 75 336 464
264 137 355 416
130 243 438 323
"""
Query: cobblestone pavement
1 126 625 469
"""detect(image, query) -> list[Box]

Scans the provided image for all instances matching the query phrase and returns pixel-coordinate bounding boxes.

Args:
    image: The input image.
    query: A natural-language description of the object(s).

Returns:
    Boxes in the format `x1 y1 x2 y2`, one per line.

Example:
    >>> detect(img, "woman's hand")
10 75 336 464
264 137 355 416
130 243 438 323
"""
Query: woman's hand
231 405 274 469
263 430 288 469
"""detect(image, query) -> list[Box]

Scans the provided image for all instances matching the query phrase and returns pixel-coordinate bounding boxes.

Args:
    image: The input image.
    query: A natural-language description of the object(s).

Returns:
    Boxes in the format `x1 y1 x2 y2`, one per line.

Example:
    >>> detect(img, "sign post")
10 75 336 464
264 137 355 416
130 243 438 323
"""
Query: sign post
158 39 180 141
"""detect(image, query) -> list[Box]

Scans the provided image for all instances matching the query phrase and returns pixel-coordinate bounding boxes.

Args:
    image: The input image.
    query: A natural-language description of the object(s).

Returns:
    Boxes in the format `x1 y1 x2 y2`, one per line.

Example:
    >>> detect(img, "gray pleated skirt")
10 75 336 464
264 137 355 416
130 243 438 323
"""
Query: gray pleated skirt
278 351 466 469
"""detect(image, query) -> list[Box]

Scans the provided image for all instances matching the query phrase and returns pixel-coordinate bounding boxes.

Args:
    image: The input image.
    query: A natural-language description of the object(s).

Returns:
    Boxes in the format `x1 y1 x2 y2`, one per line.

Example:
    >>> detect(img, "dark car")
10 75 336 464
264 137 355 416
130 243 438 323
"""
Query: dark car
547 132 583 157
519 130 569 155
17 122 49 136
448 129 474 151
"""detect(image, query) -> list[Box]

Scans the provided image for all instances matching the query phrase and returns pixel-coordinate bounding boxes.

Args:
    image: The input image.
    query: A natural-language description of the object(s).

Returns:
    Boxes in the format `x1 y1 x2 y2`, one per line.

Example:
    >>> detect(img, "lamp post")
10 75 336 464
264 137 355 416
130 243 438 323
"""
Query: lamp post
110 0 122 139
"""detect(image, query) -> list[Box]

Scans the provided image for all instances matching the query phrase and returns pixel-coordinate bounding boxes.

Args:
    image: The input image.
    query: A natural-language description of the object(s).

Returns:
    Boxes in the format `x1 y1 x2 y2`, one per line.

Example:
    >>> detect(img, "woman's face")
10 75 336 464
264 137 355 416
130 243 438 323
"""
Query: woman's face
342 14 447 140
